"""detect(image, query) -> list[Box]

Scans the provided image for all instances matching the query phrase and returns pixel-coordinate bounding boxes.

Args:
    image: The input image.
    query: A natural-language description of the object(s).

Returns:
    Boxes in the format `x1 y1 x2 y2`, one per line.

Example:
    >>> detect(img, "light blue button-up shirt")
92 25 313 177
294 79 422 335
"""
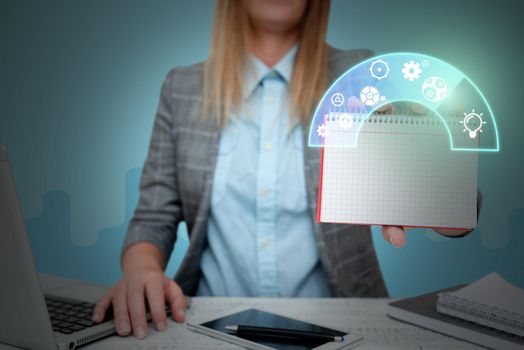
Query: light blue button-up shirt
196 46 331 298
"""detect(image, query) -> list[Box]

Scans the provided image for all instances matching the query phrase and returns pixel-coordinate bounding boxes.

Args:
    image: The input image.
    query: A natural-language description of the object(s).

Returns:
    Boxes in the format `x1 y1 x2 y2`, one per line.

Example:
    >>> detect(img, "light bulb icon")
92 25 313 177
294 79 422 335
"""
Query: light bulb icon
461 109 487 139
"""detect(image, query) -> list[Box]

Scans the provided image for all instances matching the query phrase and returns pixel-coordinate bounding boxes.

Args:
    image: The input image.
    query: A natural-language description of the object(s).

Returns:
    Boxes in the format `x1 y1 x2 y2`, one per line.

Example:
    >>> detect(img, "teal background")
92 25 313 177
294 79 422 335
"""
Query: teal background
1 0 523 297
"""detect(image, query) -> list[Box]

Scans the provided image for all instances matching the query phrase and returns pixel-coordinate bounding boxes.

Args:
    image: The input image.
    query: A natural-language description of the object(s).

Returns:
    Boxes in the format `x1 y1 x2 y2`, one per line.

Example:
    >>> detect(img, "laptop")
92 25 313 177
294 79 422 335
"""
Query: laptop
0 144 117 350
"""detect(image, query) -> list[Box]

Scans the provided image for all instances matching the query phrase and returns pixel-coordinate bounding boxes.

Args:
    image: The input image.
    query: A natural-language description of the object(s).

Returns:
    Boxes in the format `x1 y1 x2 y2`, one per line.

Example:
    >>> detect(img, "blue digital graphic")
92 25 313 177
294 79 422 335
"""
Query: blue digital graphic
308 53 500 152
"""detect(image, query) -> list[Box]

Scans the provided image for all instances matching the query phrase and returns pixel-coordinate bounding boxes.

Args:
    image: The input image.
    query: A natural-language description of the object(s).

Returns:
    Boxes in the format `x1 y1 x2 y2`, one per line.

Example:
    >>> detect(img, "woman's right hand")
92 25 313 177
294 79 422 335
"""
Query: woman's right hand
91 243 187 339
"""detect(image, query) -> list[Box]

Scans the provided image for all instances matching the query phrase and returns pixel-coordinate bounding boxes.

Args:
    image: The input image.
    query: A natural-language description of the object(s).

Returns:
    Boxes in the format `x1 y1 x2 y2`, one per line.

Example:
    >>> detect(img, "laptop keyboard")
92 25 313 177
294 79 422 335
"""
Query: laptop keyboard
45 296 113 335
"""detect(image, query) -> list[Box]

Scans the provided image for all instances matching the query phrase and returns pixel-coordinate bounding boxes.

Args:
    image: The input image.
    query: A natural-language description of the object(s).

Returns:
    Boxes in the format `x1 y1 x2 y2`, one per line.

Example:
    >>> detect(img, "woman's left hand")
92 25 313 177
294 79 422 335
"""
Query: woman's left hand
381 226 472 247
378 101 473 247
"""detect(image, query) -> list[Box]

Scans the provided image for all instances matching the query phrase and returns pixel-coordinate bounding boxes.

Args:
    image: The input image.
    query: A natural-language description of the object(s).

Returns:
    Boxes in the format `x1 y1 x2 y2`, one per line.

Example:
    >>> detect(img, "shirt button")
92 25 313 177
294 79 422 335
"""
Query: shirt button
261 239 270 250
266 96 276 103
264 142 273 151
259 189 269 198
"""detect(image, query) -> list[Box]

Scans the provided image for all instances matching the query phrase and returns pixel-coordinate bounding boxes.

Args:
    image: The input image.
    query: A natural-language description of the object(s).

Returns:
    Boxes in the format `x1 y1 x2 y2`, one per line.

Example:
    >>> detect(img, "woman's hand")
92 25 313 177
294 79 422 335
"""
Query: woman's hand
91 243 187 339
378 102 473 247
381 226 472 247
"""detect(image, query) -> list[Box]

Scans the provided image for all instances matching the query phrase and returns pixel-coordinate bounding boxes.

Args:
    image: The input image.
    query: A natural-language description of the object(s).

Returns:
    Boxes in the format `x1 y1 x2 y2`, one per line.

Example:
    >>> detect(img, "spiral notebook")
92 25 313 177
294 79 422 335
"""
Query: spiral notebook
388 273 524 350
437 273 524 337
317 112 478 229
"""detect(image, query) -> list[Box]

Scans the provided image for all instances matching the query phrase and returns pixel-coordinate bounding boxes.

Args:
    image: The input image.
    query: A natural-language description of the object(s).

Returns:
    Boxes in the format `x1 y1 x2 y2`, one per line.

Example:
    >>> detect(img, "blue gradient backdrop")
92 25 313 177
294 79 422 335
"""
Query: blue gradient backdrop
1 0 523 297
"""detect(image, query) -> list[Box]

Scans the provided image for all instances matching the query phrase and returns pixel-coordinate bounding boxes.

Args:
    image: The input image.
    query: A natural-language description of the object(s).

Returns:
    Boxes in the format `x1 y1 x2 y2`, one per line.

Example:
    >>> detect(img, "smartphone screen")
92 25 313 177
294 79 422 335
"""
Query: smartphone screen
200 308 346 350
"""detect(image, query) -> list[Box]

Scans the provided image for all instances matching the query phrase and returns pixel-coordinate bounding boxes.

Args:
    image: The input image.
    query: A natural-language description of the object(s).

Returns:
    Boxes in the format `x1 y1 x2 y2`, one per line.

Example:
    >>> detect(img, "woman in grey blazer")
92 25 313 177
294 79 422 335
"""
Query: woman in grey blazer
92 0 474 340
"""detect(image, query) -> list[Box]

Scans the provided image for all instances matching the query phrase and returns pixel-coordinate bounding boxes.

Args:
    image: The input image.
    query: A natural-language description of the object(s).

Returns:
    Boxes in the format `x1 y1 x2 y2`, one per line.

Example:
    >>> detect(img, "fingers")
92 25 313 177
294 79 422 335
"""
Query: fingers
92 270 177 340
376 103 394 114
382 225 406 247
164 278 186 323
92 288 113 323
409 103 427 115
127 282 148 339
112 285 132 336
145 278 167 332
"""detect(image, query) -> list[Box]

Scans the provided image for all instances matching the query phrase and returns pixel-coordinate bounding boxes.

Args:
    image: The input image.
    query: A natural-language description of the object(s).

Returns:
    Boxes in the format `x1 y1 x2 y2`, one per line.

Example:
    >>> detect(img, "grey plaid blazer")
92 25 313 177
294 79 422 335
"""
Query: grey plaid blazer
123 47 389 298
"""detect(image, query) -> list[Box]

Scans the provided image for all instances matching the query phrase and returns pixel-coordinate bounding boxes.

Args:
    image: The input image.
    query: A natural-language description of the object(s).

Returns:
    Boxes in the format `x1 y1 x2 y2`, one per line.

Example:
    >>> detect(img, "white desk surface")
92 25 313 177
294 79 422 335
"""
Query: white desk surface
0 297 480 350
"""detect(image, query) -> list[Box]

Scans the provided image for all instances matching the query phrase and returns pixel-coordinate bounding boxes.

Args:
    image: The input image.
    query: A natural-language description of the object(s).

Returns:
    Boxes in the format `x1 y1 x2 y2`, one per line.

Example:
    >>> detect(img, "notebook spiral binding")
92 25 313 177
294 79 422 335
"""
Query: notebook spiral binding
324 111 465 126
437 294 524 337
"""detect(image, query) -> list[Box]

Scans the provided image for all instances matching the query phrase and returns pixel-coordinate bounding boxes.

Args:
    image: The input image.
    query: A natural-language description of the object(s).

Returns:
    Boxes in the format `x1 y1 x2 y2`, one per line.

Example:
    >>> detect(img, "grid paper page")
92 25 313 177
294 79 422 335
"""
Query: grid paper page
319 114 478 229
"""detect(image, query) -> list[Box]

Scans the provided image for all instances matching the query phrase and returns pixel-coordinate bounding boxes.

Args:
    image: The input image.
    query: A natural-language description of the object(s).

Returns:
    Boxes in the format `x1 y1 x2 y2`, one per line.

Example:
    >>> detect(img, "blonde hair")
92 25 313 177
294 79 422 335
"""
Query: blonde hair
203 0 331 125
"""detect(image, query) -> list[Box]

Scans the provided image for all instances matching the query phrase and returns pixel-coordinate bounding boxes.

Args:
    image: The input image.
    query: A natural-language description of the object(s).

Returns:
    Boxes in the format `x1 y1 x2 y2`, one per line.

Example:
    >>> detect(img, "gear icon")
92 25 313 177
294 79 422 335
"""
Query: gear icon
316 124 329 137
421 76 448 102
359 86 384 107
401 60 422 81
330 93 345 107
369 59 390 80
338 112 353 129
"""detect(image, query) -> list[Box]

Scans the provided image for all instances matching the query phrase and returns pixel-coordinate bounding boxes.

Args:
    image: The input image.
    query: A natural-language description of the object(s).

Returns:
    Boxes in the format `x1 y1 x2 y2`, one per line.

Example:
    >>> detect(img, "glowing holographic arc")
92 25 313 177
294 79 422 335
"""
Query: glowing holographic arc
308 52 500 152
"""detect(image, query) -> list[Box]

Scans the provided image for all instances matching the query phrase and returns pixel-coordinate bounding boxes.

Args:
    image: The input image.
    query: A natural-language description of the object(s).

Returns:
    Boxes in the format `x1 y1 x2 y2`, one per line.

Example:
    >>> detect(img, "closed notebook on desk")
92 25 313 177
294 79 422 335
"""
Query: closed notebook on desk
388 280 524 350
437 273 524 338
318 112 478 229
